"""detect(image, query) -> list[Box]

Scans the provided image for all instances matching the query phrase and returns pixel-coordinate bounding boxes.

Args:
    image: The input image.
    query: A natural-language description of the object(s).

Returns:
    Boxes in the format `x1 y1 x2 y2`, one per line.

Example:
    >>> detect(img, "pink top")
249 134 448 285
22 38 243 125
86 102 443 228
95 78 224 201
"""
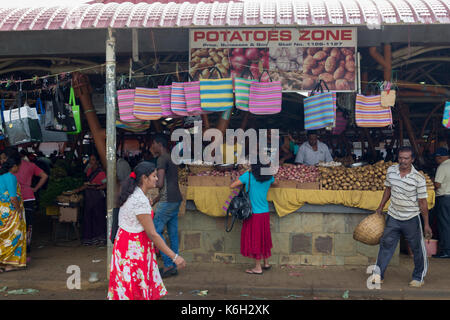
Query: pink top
15 160 43 201
86 167 107 185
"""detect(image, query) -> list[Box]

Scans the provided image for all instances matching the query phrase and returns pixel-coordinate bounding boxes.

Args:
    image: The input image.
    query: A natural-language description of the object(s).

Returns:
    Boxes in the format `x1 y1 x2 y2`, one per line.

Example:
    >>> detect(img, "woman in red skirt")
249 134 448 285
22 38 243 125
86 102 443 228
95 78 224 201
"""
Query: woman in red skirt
230 162 277 275
108 162 186 300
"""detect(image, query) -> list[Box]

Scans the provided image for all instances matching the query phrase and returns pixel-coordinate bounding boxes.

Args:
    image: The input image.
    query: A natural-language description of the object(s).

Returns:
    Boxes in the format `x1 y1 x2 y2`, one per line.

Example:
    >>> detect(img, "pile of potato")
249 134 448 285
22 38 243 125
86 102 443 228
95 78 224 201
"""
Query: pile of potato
302 47 355 91
190 48 230 79
320 160 434 191
320 161 390 191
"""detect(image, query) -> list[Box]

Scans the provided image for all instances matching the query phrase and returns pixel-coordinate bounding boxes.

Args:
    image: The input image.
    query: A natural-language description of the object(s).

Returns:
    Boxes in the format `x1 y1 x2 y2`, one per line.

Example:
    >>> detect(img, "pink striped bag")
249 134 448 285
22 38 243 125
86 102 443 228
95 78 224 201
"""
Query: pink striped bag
132 87 162 120
248 81 282 115
355 94 392 127
171 82 189 116
183 81 202 115
117 89 141 122
158 85 177 117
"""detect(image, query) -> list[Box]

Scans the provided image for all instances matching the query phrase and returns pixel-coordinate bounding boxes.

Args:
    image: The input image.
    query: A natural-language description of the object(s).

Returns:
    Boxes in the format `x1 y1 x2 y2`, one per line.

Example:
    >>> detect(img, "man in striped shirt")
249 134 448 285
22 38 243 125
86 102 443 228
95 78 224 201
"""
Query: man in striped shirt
373 146 432 288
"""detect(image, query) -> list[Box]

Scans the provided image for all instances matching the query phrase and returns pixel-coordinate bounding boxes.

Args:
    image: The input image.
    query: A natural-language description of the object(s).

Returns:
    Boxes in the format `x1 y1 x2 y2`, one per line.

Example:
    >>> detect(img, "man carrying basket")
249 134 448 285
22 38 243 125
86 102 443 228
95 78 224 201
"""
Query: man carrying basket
373 146 433 288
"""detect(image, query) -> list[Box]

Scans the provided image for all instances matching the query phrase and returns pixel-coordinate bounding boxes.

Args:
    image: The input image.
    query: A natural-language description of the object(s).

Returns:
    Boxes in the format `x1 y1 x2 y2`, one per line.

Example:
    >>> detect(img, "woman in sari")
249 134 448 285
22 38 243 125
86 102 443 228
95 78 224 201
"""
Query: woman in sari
108 161 186 300
74 154 107 246
0 152 26 272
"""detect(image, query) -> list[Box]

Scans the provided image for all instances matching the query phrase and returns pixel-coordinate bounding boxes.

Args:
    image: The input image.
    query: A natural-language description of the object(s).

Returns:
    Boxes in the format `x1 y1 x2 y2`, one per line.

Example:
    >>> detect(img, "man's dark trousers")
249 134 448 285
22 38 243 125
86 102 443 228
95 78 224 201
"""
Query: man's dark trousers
375 214 428 282
436 196 450 255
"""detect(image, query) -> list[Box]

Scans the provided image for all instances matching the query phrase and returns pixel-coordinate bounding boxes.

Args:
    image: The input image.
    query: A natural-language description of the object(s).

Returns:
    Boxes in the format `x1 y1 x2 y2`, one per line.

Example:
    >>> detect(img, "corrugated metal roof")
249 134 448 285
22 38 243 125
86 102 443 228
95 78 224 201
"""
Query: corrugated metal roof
0 0 448 31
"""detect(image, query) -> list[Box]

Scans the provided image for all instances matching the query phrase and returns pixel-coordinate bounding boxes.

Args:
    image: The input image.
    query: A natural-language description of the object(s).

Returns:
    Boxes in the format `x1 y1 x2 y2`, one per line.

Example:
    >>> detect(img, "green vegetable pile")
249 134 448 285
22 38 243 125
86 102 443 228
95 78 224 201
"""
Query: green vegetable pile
38 158 85 211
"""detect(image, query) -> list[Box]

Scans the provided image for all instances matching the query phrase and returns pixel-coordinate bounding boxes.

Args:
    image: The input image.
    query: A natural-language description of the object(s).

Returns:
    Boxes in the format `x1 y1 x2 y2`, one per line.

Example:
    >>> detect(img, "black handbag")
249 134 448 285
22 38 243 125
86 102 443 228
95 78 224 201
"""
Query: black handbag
46 86 77 132
3 93 42 145
226 172 252 232
109 207 120 244
36 98 68 142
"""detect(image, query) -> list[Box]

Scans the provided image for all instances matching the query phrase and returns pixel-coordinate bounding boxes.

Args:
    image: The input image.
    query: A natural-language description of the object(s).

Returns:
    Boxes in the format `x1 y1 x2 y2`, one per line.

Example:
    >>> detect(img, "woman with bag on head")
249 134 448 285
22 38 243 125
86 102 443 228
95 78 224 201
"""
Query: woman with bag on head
73 154 107 246
230 161 277 275
108 162 186 300
0 151 27 272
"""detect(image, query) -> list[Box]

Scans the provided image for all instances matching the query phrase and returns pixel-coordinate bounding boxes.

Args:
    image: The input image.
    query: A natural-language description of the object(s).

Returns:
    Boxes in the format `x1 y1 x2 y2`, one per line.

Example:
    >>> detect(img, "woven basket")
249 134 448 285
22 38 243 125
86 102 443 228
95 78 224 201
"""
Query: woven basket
353 213 386 245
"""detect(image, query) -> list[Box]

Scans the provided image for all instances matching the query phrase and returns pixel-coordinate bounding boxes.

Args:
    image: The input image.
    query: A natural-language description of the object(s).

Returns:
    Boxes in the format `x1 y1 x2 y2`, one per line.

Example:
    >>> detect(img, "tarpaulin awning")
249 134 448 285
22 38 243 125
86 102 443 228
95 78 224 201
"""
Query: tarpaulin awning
0 0 449 32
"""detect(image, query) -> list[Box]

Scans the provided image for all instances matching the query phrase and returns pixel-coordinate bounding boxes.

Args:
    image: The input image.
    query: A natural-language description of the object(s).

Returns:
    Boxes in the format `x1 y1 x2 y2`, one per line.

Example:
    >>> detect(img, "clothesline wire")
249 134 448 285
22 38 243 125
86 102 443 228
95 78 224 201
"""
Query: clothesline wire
0 61 449 90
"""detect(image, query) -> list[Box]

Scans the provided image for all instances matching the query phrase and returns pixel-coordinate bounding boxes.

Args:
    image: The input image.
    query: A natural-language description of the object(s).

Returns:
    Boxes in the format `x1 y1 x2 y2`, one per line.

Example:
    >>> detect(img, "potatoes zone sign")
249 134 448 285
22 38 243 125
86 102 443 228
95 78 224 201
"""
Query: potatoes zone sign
189 28 357 92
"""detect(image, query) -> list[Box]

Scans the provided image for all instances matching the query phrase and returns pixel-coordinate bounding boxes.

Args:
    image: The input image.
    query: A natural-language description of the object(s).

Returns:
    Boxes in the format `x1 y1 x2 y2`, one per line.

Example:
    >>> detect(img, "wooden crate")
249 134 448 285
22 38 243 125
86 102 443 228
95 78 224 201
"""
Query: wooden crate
273 180 298 189
188 176 231 187
297 182 320 190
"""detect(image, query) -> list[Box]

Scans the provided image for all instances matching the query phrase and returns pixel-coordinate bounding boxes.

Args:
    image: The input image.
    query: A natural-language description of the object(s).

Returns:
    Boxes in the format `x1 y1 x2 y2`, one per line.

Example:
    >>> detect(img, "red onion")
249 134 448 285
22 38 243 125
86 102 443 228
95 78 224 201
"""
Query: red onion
245 48 260 61
232 48 245 56
230 54 248 73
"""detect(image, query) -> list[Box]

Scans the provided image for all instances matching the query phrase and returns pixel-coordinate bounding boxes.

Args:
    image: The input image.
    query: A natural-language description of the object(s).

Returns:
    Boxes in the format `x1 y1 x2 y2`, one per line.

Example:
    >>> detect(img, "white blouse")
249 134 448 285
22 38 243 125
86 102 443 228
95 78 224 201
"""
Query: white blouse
118 187 152 233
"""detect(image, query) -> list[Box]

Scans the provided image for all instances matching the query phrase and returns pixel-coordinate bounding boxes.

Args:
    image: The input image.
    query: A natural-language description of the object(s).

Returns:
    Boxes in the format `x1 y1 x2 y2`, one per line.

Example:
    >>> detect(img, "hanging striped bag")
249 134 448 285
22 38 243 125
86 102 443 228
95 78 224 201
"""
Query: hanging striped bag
117 89 140 123
158 85 176 117
355 94 392 127
248 79 282 115
132 87 162 120
116 119 150 132
303 81 335 130
171 82 189 116
442 101 450 128
200 78 234 112
183 81 203 115
234 77 257 112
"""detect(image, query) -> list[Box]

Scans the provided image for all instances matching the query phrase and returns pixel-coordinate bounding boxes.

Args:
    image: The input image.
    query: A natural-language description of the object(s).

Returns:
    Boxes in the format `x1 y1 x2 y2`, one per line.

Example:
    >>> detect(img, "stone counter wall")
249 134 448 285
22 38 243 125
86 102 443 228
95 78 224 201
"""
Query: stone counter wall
177 210 399 266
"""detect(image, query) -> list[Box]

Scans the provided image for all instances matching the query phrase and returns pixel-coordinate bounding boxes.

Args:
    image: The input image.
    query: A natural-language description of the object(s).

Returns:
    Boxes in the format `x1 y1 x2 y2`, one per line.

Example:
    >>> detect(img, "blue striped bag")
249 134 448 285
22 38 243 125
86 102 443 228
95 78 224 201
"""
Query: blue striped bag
200 78 234 112
303 91 335 130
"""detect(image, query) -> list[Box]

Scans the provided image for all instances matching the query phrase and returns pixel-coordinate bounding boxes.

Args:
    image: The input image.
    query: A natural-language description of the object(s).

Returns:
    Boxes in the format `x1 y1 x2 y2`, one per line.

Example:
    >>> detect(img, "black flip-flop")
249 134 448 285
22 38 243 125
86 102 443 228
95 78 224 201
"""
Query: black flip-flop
246 270 263 275
160 267 178 278
262 265 272 270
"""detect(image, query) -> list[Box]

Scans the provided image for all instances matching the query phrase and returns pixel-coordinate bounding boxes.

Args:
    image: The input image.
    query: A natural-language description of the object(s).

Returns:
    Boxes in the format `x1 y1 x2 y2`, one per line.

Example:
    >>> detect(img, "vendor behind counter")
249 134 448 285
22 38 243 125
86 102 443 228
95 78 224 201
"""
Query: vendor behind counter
295 130 333 165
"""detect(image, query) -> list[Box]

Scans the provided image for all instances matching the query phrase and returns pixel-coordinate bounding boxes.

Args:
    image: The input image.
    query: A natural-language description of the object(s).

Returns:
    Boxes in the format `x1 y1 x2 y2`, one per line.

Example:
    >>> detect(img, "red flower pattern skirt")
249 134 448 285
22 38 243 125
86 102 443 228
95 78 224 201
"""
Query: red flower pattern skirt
108 228 167 300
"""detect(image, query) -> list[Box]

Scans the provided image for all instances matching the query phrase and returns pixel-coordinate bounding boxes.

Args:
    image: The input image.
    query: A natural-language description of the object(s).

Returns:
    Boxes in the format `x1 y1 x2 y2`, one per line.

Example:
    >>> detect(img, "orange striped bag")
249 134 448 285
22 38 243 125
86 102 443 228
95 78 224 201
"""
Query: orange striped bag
355 94 392 127
132 87 162 120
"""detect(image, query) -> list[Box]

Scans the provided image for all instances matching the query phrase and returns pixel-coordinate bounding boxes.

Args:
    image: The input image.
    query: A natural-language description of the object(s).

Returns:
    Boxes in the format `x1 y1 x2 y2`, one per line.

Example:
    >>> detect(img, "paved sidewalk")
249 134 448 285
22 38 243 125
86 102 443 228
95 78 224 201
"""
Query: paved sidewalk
162 256 450 300
0 238 449 300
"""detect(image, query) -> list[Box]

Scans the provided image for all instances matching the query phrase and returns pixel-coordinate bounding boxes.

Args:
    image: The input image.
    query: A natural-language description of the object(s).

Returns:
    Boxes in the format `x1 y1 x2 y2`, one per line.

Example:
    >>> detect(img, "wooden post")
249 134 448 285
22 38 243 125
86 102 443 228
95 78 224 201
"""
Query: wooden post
399 103 421 159
420 102 444 138
72 72 107 169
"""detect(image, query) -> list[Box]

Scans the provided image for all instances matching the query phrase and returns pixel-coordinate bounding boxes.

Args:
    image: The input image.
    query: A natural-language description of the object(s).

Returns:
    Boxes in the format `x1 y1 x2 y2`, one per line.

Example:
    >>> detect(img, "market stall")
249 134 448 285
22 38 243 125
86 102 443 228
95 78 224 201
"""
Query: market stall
0 0 448 268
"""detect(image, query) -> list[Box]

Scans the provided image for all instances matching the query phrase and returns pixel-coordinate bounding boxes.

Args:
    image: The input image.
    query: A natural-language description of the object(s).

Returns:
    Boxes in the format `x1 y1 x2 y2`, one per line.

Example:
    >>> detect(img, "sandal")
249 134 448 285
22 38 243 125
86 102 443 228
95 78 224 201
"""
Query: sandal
262 265 271 270
0 266 23 273
160 266 178 279
245 269 263 275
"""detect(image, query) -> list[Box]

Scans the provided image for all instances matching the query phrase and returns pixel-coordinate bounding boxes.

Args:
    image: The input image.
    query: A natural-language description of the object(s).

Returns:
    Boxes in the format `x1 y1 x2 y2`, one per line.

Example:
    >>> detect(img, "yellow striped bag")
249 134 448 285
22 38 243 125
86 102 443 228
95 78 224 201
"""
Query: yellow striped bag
132 87 162 120
200 78 233 112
